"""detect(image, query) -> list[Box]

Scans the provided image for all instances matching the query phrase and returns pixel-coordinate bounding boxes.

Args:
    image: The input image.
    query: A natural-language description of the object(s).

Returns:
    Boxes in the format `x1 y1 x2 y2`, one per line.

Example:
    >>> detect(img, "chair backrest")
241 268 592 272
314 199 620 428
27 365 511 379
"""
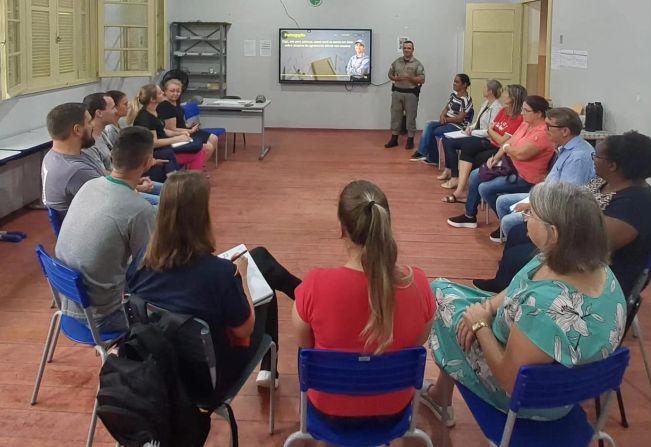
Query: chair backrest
297 347 427 395
47 207 62 237
623 249 651 335
145 302 217 392
182 102 201 121
508 347 630 413
35 244 91 308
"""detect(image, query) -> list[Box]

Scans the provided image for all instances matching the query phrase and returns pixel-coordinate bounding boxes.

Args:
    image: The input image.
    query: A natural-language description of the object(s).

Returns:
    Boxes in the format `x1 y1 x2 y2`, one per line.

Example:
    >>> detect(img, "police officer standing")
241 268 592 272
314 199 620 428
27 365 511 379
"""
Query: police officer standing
385 41 425 149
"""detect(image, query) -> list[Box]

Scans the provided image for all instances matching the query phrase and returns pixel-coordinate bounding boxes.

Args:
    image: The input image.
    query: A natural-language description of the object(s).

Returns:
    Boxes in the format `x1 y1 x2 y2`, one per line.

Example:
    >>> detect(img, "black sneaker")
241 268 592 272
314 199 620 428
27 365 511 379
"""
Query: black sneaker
405 137 414 150
421 159 437 166
472 278 502 293
410 152 426 161
384 136 399 148
489 228 503 243
447 214 477 228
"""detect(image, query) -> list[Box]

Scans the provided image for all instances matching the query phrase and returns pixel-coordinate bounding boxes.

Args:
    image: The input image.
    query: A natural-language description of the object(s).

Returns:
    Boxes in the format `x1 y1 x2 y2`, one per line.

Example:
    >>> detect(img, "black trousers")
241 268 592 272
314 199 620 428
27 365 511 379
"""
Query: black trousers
443 136 495 177
216 247 301 397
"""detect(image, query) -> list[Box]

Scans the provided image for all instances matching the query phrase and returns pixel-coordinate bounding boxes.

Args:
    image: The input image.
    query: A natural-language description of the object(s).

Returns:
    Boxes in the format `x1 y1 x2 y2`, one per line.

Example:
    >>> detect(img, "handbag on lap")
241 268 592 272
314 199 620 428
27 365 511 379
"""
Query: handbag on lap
478 156 518 183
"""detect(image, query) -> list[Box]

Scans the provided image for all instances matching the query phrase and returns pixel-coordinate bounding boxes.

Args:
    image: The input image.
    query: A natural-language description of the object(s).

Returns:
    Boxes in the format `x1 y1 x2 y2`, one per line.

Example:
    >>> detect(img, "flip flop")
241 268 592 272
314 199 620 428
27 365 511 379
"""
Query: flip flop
442 195 466 204
419 380 456 427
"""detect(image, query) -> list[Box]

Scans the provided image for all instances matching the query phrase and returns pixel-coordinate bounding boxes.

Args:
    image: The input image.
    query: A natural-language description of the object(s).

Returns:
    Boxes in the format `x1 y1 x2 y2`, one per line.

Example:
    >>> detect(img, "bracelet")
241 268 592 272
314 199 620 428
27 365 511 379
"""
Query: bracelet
471 320 489 334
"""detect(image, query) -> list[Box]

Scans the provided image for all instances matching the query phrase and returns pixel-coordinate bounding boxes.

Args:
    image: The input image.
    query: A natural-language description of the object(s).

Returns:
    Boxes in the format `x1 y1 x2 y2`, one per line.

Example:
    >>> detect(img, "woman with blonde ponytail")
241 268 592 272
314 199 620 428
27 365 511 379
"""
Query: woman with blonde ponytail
293 179 436 421
131 84 207 174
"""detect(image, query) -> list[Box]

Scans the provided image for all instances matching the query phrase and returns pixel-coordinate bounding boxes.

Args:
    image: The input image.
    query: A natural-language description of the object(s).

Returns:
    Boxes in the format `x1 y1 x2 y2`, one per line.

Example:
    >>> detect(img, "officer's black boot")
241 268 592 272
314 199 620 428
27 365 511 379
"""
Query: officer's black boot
384 135 399 148
405 137 414 149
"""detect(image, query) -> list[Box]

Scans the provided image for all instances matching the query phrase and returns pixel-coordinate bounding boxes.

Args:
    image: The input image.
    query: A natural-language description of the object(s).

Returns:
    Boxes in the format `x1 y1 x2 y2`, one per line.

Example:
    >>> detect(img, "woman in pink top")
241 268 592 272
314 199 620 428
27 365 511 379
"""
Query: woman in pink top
447 96 554 235
293 180 436 421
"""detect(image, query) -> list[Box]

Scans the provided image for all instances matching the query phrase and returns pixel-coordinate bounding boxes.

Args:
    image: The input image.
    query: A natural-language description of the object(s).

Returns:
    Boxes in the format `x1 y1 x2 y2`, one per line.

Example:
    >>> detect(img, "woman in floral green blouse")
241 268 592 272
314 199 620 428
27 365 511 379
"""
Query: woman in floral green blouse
421 181 626 426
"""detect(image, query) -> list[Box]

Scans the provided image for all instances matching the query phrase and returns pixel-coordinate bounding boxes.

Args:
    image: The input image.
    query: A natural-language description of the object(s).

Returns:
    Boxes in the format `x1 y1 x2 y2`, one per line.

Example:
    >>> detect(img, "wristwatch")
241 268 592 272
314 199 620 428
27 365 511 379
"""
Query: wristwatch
471 320 489 334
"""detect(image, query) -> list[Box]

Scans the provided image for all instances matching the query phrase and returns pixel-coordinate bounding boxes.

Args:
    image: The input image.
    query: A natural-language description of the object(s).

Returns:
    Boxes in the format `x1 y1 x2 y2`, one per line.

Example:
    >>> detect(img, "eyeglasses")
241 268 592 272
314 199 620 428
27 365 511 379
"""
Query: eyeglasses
545 123 565 130
591 153 610 161
521 208 549 226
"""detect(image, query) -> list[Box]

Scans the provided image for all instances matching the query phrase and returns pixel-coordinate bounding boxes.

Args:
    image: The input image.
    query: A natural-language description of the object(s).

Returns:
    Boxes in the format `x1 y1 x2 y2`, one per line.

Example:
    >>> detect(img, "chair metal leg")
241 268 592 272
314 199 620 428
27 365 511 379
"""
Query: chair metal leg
232 133 237 152
47 315 62 363
405 428 434 447
596 431 617 447
31 311 61 404
86 389 100 447
283 432 313 447
242 133 246 147
615 388 628 427
224 133 229 161
595 396 604 447
632 317 651 392
269 341 277 434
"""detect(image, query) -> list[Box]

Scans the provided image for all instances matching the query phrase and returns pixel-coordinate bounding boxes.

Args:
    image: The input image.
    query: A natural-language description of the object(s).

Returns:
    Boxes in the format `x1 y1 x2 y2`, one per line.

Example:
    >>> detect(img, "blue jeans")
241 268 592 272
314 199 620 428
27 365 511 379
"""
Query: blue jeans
496 193 529 237
417 121 460 162
465 169 533 218
139 181 163 206
73 308 128 333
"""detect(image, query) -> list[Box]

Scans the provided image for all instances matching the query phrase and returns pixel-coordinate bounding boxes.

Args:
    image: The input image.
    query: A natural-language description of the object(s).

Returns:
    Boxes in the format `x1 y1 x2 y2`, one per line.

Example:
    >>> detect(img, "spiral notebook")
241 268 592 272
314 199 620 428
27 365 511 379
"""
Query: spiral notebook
217 244 273 305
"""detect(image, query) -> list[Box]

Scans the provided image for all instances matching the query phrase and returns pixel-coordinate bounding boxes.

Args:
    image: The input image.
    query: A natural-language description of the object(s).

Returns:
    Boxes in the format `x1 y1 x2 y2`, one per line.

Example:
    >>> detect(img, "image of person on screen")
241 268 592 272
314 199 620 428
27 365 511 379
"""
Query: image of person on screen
346 39 370 80
385 41 425 150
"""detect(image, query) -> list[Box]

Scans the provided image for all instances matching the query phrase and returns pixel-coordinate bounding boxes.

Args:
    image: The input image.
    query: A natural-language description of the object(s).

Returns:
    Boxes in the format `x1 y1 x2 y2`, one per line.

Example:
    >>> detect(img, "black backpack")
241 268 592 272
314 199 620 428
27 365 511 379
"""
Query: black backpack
96 315 211 447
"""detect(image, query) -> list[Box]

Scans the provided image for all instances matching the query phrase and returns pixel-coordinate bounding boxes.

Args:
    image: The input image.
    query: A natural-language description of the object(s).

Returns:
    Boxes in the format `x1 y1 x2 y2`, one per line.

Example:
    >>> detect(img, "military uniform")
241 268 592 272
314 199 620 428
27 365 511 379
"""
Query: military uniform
388 57 425 138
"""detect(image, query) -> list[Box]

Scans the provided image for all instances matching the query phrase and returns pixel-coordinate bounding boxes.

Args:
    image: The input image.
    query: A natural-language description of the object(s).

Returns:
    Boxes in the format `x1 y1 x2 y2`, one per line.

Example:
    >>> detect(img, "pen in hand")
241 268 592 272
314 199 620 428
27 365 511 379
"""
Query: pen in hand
230 249 248 262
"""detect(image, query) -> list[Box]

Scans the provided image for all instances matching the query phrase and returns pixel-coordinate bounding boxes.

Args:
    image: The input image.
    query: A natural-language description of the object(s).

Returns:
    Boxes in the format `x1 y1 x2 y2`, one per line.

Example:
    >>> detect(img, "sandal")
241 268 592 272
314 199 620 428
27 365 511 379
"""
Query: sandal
442 195 466 204
419 380 456 427
441 180 458 190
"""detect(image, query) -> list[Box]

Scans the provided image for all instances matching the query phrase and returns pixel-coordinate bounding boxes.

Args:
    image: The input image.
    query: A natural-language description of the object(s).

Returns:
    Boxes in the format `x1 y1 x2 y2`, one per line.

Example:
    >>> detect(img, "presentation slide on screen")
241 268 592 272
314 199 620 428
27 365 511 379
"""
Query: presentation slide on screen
279 29 372 83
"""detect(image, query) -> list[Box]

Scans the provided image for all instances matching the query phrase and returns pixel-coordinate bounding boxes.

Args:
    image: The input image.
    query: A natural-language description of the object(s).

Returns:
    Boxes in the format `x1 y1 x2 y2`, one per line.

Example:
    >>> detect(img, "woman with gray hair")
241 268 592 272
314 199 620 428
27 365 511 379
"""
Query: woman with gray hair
420 182 626 426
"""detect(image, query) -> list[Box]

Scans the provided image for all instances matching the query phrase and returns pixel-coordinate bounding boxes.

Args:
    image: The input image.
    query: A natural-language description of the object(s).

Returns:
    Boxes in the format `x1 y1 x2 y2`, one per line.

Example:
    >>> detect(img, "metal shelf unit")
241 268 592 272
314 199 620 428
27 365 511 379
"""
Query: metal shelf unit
170 21 230 99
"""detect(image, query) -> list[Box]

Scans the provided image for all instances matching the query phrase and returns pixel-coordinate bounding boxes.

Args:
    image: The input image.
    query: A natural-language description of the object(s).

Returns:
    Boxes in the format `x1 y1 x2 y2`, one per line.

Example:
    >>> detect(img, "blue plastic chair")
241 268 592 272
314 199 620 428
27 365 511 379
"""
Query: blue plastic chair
457 347 630 447
283 347 433 447
47 207 62 237
31 244 125 447
182 101 227 164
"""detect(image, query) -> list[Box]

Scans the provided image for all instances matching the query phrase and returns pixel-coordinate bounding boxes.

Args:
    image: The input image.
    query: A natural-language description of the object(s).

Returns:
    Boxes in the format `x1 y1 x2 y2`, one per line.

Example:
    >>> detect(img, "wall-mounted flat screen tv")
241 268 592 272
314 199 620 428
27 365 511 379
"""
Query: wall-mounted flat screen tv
279 28 372 84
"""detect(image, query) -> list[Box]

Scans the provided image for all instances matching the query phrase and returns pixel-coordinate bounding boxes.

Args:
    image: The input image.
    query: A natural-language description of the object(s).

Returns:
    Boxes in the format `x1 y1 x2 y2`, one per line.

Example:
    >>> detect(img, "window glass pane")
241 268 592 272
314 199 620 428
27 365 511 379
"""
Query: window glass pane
104 26 147 50
8 55 22 88
104 4 147 27
104 49 148 72
8 22 21 54
7 0 21 19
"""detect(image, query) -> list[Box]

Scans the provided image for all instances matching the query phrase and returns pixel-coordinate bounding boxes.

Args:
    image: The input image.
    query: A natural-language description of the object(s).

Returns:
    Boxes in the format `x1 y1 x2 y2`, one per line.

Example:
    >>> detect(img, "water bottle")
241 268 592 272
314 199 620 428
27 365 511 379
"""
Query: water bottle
594 102 604 131
585 103 597 132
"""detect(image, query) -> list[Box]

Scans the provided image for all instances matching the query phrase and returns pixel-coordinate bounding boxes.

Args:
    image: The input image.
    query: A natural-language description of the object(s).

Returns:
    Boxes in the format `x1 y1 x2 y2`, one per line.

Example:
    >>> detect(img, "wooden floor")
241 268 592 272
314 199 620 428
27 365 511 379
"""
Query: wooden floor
0 129 649 446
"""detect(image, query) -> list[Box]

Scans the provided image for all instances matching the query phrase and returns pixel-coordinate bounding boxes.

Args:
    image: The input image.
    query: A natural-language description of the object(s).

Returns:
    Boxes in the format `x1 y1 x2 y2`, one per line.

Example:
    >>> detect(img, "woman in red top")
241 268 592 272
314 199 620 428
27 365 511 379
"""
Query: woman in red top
293 180 436 420
443 84 527 203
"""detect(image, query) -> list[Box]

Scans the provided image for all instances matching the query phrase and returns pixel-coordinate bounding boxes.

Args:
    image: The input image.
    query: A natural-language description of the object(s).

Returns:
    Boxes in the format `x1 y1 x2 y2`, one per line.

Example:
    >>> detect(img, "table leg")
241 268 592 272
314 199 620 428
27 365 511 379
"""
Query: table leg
258 109 271 160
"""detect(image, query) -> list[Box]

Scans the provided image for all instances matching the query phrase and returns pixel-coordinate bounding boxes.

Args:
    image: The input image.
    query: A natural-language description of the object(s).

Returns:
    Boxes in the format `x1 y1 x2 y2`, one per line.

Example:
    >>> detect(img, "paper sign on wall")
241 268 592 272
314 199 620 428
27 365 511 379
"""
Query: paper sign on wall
559 49 588 69
244 40 256 57
259 40 272 57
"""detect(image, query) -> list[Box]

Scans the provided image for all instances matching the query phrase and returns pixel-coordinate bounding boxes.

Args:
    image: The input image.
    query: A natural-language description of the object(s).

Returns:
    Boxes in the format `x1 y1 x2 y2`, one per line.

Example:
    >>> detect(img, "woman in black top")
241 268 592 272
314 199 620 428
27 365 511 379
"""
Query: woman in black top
158 78 217 162
473 131 651 298
127 171 302 399
128 84 206 175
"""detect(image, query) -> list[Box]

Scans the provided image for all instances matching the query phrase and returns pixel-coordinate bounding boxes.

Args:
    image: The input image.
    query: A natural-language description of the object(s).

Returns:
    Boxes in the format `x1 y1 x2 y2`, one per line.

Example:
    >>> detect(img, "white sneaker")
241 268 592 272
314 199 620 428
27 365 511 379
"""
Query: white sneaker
256 370 279 389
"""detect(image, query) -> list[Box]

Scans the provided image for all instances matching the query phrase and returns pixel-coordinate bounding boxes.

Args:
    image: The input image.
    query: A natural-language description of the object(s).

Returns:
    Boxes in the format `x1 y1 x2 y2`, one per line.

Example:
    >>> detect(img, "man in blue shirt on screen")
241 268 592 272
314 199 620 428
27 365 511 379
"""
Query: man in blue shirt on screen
346 39 370 80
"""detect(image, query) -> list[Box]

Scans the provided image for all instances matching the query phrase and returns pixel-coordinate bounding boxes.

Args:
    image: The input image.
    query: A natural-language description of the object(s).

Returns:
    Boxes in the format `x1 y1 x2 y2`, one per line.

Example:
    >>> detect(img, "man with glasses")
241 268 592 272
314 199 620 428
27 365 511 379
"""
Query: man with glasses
493 107 595 241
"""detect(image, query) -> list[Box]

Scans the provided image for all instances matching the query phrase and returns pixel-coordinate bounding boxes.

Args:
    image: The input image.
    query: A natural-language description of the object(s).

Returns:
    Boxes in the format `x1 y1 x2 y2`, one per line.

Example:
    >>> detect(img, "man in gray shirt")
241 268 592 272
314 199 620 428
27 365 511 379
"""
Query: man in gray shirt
82 92 117 172
385 41 425 150
56 126 157 331
41 103 106 218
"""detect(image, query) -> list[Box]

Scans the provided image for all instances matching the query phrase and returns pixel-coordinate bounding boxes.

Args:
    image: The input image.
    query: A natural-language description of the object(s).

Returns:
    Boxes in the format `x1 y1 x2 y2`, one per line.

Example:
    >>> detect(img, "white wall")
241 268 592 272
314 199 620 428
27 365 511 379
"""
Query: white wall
549 0 651 135
168 0 468 130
